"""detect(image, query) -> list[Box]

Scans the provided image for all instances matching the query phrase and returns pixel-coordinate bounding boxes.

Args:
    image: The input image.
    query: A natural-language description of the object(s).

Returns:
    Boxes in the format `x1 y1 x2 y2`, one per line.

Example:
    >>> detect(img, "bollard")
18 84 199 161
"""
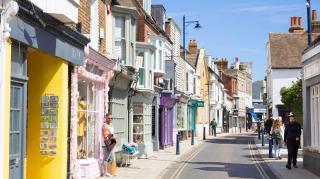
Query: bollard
203 126 206 140
191 129 194 146
268 134 273 158
176 134 180 155
261 128 265 146
258 124 261 140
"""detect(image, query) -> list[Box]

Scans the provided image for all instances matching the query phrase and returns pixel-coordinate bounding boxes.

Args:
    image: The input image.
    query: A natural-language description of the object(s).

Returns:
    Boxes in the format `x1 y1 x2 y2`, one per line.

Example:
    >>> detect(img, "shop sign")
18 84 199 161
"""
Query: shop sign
164 98 177 108
40 92 59 156
196 101 204 107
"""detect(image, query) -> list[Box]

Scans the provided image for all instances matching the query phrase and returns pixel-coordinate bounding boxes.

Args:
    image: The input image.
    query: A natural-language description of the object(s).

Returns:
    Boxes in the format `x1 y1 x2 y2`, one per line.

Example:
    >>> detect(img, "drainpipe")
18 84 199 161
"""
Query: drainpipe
0 1 18 177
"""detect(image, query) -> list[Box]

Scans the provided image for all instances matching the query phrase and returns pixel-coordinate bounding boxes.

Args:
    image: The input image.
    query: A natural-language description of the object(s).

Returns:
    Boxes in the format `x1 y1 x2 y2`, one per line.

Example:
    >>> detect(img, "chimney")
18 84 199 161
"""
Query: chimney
188 40 198 54
312 10 318 21
214 58 228 71
312 10 320 33
289 16 305 33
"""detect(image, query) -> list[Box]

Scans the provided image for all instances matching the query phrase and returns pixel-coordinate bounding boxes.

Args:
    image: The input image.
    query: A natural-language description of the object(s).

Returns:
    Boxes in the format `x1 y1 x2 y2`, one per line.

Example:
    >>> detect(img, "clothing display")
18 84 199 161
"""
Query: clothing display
77 100 87 158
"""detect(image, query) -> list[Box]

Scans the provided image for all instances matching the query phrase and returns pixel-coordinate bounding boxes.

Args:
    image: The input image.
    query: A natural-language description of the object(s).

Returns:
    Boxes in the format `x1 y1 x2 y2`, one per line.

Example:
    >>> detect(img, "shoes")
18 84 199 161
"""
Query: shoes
293 164 298 168
286 165 292 170
104 173 113 177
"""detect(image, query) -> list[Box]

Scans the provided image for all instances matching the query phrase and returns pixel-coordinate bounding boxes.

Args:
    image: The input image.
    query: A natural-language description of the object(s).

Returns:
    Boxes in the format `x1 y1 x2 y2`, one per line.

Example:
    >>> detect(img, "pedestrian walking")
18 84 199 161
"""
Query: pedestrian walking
265 117 273 135
271 118 284 160
284 112 301 170
210 118 217 137
102 113 117 177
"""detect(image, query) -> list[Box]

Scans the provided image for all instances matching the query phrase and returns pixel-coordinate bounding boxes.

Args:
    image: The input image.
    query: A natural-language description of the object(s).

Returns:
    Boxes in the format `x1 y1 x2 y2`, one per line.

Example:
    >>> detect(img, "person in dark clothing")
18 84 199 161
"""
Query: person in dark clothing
210 119 217 137
284 112 301 170
265 117 273 135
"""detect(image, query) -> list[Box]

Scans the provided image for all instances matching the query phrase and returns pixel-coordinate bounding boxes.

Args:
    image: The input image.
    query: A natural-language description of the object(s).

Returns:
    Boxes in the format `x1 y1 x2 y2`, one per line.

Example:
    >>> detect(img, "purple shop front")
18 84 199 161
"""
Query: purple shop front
160 91 178 148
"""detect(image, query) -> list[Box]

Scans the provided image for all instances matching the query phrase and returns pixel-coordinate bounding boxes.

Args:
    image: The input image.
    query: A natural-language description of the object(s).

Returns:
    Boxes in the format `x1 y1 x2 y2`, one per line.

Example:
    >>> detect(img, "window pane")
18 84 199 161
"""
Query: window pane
159 50 162 70
115 16 125 38
10 87 20 109
10 110 20 131
10 134 20 155
11 45 27 76
87 113 96 158
139 68 145 86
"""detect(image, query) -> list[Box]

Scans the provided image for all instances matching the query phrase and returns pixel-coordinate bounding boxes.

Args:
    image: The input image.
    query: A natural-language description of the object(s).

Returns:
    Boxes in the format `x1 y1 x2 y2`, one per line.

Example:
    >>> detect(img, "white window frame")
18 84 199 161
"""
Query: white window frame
310 84 320 147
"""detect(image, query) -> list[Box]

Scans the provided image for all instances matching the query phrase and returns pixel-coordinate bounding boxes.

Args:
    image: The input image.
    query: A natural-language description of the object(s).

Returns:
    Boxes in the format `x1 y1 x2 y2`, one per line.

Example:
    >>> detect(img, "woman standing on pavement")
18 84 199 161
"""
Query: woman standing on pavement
271 118 284 160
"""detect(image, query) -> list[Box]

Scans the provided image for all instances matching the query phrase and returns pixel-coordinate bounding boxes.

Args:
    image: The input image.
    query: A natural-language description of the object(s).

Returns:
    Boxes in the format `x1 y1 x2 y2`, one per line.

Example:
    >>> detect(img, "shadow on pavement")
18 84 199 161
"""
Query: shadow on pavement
189 161 265 178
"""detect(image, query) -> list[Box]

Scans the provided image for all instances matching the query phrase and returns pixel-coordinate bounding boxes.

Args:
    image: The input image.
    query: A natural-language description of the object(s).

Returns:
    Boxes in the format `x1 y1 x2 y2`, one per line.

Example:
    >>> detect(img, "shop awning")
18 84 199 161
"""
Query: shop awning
248 108 260 122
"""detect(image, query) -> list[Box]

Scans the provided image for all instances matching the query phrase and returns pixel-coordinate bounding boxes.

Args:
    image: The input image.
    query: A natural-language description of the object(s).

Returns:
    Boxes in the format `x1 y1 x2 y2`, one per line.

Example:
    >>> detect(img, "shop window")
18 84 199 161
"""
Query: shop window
11 43 27 76
77 79 100 159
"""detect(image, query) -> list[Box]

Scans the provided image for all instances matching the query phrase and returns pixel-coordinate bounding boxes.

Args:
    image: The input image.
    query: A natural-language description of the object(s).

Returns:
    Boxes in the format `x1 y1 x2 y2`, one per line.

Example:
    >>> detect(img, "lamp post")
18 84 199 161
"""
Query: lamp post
183 15 201 61
306 0 312 46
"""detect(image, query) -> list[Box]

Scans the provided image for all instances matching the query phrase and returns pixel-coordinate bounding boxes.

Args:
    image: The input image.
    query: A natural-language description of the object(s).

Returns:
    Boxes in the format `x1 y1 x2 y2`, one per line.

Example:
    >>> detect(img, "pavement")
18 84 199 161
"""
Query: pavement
254 134 320 179
99 135 207 179
166 132 277 179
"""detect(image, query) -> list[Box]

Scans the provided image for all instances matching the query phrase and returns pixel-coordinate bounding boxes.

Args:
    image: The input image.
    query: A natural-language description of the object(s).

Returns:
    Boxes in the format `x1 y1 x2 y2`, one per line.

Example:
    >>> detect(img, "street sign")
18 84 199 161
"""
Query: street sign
196 101 204 107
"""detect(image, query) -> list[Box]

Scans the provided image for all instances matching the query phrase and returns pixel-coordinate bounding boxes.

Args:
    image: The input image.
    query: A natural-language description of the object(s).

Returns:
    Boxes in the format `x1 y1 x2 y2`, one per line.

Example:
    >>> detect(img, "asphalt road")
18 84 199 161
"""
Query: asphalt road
163 133 277 179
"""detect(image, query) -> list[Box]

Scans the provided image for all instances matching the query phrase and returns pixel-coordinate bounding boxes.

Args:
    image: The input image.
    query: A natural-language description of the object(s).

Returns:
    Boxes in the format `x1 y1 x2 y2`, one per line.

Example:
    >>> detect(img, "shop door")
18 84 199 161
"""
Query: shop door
9 81 26 179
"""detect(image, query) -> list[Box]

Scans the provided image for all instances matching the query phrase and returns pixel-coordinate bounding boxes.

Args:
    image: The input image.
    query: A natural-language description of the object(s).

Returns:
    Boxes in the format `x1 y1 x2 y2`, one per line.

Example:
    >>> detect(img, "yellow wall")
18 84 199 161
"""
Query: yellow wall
3 38 12 179
27 50 69 179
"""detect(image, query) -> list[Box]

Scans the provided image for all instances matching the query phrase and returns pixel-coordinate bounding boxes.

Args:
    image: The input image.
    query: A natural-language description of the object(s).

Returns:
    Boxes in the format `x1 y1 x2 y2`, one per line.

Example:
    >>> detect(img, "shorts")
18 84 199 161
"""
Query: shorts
103 146 113 164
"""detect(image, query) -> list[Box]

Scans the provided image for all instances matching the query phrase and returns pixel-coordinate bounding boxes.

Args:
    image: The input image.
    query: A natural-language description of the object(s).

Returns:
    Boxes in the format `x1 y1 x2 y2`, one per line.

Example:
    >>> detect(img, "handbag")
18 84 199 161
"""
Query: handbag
107 160 117 176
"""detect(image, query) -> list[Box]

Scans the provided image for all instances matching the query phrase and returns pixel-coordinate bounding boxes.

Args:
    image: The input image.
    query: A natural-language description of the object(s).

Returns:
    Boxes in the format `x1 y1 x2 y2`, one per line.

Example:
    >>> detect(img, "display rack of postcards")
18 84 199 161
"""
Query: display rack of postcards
40 93 59 156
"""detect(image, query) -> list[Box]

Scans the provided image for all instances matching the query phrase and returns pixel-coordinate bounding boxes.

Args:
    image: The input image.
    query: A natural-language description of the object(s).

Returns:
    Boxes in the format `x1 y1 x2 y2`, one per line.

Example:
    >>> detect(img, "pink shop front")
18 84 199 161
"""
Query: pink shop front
69 47 115 179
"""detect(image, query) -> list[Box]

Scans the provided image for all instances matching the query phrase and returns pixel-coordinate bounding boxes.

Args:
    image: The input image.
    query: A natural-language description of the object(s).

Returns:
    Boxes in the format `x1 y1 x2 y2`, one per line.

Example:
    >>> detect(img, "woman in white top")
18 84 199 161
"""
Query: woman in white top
102 113 117 176
271 118 284 160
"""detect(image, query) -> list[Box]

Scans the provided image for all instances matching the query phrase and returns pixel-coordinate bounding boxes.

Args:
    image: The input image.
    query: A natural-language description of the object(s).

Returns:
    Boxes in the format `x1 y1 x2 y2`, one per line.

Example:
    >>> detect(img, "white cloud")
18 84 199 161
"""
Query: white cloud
231 4 301 13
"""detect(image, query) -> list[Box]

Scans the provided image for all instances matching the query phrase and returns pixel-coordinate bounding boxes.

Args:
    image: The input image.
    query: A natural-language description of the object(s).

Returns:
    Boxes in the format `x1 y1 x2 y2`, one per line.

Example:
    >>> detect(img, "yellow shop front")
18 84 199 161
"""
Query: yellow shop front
9 42 87 179
8 3 89 178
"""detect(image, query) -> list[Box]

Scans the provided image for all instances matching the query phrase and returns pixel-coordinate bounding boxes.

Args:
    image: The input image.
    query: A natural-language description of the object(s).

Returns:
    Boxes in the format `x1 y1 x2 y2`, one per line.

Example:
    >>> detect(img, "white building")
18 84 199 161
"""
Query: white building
207 56 225 133
266 17 308 119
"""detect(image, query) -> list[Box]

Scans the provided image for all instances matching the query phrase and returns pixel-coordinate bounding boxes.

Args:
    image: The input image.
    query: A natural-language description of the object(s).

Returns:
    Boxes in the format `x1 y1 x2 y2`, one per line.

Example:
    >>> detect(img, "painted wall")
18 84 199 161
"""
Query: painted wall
2 38 12 179
29 0 79 23
270 69 301 116
27 50 68 179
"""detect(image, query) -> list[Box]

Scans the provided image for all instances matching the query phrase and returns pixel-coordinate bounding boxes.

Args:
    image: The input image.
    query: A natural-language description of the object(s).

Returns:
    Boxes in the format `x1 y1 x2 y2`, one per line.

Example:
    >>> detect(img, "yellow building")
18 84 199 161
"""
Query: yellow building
187 40 210 137
4 1 89 179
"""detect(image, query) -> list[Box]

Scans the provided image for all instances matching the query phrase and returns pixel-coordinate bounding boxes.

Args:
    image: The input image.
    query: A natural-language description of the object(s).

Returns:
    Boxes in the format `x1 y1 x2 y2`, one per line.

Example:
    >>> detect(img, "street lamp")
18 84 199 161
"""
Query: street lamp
306 0 312 46
183 15 202 61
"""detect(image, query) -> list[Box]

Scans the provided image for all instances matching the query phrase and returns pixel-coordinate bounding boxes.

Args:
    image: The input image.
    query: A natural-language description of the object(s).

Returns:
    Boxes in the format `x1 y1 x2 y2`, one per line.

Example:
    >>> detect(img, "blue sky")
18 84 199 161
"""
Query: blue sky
152 0 320 81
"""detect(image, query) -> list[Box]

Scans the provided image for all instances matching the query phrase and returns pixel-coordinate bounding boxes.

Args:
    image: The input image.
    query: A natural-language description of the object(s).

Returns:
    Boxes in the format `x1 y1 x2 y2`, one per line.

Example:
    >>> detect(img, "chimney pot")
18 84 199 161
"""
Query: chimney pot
289 16 304 33
312 10 318 21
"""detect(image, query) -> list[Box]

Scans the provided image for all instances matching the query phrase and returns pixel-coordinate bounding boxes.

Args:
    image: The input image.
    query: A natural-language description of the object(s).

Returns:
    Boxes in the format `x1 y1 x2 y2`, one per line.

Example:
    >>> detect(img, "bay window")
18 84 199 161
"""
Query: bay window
114 16 126 64
113 12 136 66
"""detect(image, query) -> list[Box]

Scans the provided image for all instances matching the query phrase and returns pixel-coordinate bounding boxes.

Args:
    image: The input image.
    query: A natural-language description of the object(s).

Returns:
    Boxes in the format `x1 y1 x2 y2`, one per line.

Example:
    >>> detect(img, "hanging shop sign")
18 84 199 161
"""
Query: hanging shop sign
40 93 59 156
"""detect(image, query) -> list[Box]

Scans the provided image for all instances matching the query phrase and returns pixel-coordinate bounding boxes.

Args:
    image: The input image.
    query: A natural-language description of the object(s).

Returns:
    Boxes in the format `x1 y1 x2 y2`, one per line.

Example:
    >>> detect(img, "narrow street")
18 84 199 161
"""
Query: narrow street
162 133 278 179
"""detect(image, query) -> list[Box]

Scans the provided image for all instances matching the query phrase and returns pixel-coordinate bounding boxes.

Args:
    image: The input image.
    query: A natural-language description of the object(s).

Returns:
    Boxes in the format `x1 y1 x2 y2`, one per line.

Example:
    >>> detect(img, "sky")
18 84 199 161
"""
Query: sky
152 0 320 81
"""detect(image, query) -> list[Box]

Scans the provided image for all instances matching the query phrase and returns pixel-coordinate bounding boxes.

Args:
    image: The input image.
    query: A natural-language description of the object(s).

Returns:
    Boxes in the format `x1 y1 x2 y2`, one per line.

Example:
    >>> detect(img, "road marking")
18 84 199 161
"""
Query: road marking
169 143 207 179
248 140 269 179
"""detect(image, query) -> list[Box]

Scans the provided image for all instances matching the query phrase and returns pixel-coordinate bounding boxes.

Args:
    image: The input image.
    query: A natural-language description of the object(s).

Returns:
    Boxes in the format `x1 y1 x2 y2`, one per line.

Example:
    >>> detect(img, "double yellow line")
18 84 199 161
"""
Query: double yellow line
248 140 269 179
169 143 207 179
